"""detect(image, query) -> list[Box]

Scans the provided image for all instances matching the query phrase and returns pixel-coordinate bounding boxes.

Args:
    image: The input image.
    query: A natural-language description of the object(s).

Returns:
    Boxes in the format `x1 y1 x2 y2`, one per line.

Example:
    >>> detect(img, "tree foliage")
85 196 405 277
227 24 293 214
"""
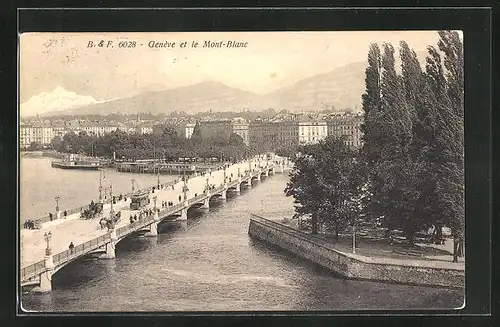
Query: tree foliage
358 31 464 252
285 137 364 239
51 127 251 163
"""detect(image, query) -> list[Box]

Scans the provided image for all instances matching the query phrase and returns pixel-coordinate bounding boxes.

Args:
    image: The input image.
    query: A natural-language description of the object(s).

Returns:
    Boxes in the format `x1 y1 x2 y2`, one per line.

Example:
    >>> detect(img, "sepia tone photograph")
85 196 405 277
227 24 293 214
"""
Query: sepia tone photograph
19 31 464 312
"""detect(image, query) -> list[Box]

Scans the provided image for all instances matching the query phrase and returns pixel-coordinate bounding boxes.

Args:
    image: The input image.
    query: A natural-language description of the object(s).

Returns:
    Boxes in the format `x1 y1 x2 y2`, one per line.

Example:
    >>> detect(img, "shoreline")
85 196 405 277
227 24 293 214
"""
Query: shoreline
248 214 464 289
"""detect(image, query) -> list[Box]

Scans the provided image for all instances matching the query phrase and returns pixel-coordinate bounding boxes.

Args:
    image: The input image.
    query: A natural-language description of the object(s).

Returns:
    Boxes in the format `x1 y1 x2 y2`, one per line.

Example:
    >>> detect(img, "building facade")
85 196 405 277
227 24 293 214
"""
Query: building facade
175 121 196 139
298 120 328 145
231 118 250 145
327 114 363 148
249 120 299 151
19 123 34 149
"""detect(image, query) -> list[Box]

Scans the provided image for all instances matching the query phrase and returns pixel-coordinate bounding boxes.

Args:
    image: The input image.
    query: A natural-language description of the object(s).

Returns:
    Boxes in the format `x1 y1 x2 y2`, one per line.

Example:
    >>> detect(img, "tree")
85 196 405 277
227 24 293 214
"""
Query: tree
50 136 64 152
360 42 424 245
285 145 323 234
28 141 42 151
228 133 244 146
360 43 385 222
209 130 230 146
285 137 363 239
190 122 203 145
426 31 464 262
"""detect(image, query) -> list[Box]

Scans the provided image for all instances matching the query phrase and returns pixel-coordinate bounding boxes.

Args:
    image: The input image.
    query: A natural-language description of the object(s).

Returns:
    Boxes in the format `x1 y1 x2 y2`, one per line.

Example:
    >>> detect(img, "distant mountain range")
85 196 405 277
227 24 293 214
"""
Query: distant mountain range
22 61 367 117
20 86 104 117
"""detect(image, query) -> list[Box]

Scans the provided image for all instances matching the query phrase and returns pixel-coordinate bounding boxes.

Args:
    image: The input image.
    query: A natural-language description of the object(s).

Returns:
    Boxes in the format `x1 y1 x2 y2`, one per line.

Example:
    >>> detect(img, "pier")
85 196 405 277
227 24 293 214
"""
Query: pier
115 160 219 175
20 155 292 292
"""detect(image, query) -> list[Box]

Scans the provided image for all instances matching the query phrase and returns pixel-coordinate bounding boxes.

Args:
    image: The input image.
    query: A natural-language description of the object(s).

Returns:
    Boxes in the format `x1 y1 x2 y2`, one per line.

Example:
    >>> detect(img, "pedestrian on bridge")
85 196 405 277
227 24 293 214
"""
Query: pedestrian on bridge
64 210 67 218
69 242 75 254
179 195 182 202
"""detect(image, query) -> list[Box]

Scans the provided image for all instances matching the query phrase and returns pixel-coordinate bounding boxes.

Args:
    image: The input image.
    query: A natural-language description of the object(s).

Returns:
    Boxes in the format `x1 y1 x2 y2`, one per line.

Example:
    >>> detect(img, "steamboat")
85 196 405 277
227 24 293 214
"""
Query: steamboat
51 154 101 170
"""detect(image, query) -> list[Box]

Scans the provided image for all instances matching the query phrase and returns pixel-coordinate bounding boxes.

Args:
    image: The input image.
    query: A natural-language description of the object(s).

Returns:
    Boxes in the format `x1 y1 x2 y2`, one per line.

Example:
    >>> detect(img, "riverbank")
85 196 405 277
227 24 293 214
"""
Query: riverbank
248 214 465 289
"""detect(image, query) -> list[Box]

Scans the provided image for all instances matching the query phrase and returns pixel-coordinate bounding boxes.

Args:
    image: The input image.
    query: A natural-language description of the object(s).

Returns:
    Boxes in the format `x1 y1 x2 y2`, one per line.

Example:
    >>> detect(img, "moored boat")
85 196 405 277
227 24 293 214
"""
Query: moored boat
51 154 101 170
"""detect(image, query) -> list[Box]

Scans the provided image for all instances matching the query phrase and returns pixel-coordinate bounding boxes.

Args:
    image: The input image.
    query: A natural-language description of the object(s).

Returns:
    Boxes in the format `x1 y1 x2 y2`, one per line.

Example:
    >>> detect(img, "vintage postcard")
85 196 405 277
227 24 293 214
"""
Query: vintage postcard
19 31 465 312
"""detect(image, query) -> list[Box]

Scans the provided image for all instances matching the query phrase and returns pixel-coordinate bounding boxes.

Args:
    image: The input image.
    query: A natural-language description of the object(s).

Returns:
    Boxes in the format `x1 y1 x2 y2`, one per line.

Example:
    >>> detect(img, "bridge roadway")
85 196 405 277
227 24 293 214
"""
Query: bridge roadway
20 155 289 290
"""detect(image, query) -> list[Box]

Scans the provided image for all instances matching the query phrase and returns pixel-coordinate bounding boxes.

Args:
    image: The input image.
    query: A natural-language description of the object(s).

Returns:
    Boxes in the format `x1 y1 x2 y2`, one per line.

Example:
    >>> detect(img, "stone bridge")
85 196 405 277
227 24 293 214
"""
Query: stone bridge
20 155 291 292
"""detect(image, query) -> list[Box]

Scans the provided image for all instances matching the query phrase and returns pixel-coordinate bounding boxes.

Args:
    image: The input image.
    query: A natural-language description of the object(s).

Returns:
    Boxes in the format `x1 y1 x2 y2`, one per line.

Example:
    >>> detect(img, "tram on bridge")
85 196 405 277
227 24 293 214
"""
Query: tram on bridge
130 191 150 210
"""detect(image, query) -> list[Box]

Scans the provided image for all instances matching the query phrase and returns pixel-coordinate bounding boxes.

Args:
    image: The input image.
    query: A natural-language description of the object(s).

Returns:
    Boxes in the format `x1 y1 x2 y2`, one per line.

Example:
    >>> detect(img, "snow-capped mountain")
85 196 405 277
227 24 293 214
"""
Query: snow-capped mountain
20 86 104 117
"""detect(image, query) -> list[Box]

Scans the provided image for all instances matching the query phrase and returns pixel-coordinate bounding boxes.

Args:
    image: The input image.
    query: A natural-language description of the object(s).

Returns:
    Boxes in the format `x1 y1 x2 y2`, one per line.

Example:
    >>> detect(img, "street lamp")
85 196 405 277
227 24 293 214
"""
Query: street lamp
157 164 161 189
55 196 60 212
182 184 189 200
131 179 135 193
99 170 105 202
44 231 52 256
154 143 160 189
109 185 114 217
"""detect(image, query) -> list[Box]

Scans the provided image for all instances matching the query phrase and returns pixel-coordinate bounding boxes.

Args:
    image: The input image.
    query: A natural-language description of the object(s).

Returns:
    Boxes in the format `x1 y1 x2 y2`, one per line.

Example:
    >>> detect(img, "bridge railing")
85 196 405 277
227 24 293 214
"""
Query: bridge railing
160 202 184 216
188 194 207 205
20 259 46 282
116 215 156 239
53 233 111 266
116 202 187 239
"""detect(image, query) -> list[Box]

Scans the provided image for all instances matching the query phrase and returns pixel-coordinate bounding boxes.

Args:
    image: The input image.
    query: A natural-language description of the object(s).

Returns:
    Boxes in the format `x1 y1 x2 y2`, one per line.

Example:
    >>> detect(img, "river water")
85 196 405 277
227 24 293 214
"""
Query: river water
20 157 462 311
20 157 176 222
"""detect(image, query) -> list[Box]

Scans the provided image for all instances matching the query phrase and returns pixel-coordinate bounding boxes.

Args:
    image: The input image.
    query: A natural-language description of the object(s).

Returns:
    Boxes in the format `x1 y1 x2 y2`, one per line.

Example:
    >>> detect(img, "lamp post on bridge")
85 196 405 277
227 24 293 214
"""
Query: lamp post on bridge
131 179 135 194
182 184 189 201
44 231 52 256
157 162 160 190
154 143 160 189
55 196 60 219
99 170 105 203
109 184 114 218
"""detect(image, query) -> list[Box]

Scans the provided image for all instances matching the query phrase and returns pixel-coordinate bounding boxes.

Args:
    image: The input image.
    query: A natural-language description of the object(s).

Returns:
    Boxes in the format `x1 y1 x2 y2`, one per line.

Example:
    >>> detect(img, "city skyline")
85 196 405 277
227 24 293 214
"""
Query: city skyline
20 31 443 110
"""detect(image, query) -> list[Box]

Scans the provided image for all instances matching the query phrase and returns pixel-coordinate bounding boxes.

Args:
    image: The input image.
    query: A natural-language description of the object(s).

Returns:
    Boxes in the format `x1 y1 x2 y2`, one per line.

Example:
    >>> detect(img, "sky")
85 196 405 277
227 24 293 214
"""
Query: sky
19 31 447 103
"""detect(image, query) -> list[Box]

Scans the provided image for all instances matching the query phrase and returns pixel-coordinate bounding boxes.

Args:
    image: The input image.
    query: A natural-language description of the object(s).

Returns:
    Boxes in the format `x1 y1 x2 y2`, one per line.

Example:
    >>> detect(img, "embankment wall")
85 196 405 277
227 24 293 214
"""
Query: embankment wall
248 215 464 289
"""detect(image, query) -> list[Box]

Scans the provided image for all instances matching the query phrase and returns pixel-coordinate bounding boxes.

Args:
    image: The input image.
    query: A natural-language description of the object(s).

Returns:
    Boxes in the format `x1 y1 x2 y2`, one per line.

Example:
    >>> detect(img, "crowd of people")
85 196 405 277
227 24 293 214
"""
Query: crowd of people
23 219 39 229
161 200 176 208
129 208 156 224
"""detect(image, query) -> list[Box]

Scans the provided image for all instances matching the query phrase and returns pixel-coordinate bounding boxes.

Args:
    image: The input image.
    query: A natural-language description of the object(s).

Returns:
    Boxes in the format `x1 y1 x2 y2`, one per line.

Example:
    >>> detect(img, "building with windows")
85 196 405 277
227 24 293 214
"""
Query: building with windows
298 119 328 145
231 118 249 145
134 124 154 135
327 113 363 148
31 122 54 145
51 123 68 139
175 121 196 139
249 120 299 152
185 123 196 139
78 121 120 136
19 123 34 149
